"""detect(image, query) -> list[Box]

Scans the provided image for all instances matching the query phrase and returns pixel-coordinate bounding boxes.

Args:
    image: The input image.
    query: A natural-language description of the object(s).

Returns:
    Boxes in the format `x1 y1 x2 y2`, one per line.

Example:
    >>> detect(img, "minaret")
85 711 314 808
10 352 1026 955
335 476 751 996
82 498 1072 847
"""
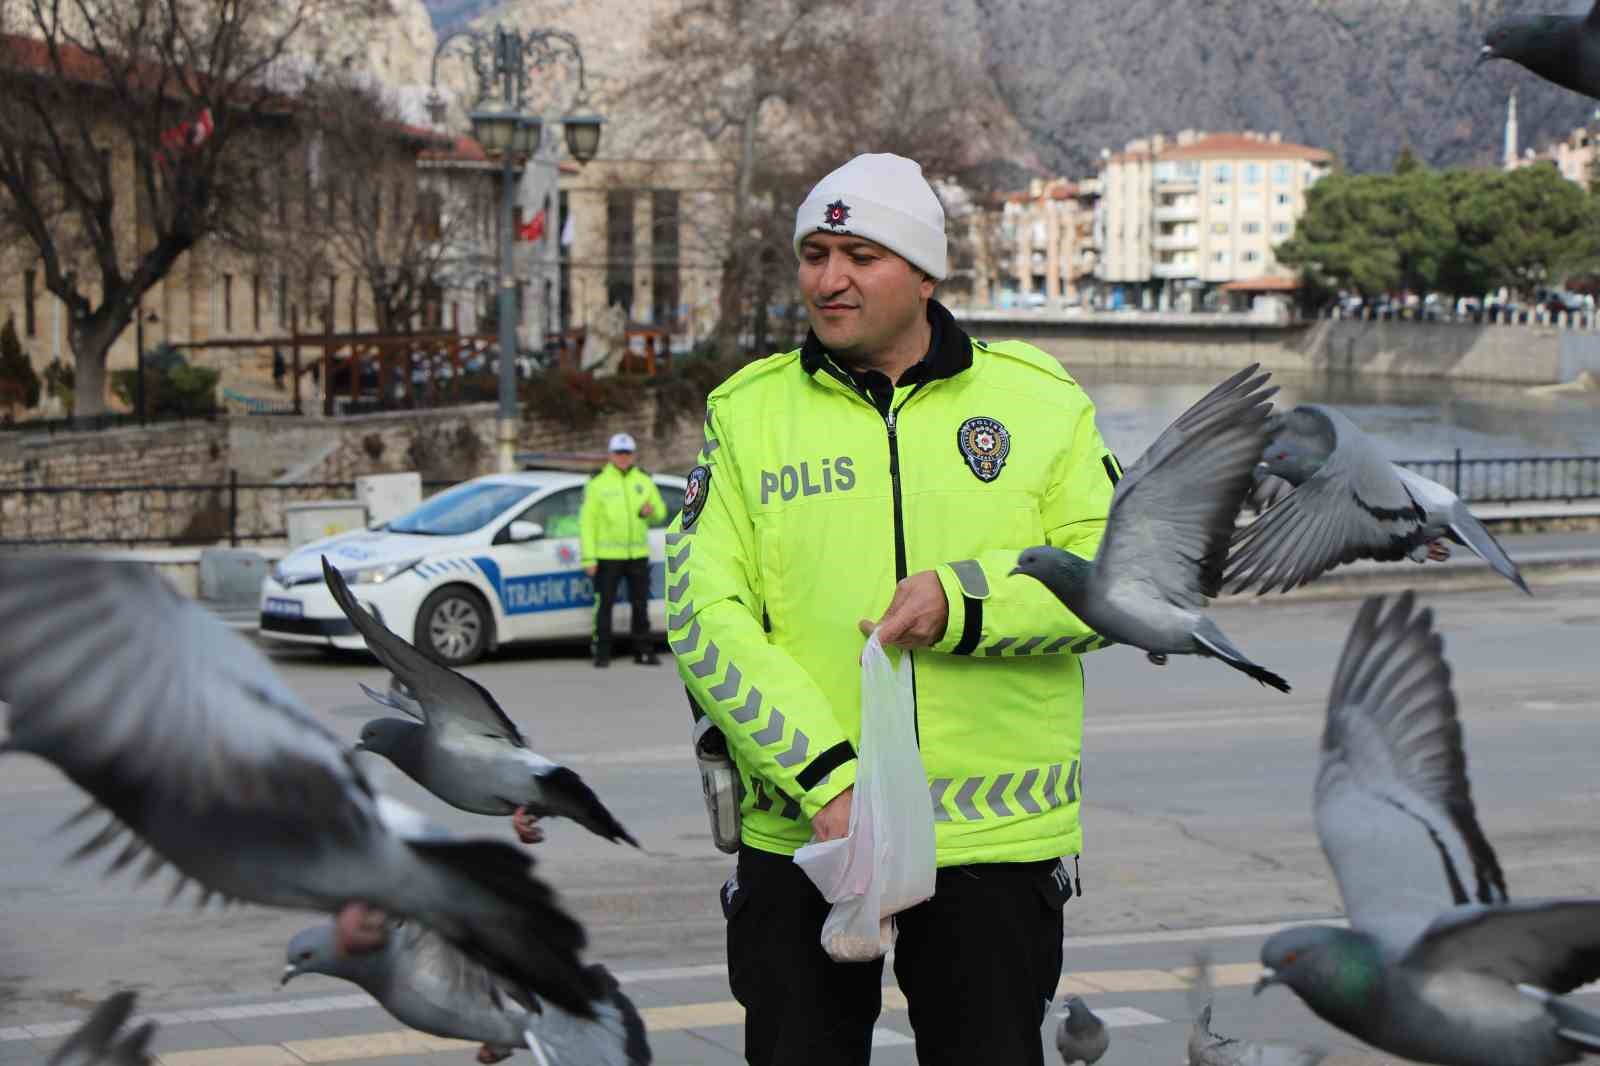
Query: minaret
1504 90 1520 169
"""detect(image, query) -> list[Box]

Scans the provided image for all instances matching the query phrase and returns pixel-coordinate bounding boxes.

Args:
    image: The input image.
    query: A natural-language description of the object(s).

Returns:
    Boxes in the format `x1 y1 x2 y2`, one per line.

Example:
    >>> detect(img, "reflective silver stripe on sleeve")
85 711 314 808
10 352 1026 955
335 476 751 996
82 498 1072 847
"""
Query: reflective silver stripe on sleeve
667 574 690 602
774 730 810 768
668 618 702 656
985 773 1015 818
667 543 691 574
1043 763 1063 808
668 602 696 631
949 559 989 598
665 532 688 547
750 708 786 746
1014 637 1046 656
984 637 1017 657
730 687 762 724
701 437 720 457
953 778 983 820
930 778 953 821
1042 636 1074 654
708 663 743 701
1015 768 1043 814
688 641 721 679
1064 759 1081 803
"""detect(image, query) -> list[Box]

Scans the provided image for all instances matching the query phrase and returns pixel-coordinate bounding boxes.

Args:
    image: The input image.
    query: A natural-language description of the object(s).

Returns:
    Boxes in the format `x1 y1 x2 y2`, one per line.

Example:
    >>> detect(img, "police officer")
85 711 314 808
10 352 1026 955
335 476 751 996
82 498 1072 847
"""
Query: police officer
580 432 667 668
665 152 1123 1066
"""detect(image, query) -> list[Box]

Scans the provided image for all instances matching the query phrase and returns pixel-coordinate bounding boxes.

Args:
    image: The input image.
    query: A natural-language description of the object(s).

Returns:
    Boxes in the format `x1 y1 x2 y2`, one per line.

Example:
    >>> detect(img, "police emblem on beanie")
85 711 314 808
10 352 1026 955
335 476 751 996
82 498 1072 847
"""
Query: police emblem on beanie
823 199 851 230
956 416 1011 482
681 464 712 528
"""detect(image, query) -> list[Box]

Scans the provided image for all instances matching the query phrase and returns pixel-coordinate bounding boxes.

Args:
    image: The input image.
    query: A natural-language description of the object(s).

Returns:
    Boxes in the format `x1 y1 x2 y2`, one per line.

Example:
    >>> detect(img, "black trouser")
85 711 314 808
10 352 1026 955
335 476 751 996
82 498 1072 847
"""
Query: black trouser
722 844 1070 1066
592 557 650 658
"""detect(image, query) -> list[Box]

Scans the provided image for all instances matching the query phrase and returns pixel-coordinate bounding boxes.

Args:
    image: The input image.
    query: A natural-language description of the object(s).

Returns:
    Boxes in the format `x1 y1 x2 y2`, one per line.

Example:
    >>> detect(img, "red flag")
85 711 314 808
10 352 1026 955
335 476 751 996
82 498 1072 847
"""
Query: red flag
159 108 214 165
517 208 546 242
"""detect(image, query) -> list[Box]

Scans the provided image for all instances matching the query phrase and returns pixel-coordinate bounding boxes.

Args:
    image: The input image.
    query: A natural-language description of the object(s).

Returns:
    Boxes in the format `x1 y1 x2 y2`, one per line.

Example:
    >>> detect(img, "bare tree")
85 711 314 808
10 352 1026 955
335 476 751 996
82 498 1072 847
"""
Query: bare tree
0 0 385 415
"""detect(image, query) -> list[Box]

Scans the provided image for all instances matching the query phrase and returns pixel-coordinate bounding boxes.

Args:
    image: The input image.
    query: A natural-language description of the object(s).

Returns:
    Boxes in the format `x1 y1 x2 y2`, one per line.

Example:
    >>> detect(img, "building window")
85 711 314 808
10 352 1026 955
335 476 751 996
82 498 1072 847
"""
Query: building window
252 275 261 331
1211 191 1229 207
1273 163 1293 184
417 190 443 241
605 189 636 314
1273 221 1291 236
1243 250 1261 263
1212 163 1231 183
652 189 680 327
1242 189 1261 205
1244 163 1263 184
1275 192 1293 207
222 273 233 331
23 269 36 337
1242 221 1262 235
1212 250 1229 264
1211 221 1229 235
1154 162 1175 181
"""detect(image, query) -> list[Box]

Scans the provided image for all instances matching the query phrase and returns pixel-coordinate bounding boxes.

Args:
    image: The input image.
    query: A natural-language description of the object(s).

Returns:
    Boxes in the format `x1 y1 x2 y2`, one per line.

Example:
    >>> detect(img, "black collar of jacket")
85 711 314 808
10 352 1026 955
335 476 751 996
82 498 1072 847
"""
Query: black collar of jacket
799 298 974 385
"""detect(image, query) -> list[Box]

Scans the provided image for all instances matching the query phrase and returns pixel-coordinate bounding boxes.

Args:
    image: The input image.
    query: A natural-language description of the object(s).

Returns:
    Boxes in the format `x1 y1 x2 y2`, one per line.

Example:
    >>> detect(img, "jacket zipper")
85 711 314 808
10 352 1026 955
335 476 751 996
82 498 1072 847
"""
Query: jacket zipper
883 385 926 745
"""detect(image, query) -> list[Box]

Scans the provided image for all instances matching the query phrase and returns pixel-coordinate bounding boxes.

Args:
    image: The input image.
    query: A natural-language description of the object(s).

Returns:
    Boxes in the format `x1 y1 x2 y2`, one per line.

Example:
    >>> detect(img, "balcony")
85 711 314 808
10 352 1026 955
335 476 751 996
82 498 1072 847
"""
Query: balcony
1152 233 1197 251
1155 175 1199 192
1153 260 1198 279
1154 204 1199 222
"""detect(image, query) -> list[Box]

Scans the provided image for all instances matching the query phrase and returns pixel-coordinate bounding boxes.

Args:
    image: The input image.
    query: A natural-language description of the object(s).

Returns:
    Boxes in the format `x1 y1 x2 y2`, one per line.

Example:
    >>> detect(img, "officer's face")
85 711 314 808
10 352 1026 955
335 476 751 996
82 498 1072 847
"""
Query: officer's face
611 450 635 470
798 234 935 360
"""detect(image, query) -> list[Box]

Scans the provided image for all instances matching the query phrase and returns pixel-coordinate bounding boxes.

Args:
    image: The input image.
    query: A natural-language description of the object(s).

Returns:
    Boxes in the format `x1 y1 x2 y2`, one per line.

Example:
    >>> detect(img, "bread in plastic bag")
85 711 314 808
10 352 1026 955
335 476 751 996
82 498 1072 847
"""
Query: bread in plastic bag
793 633 936 962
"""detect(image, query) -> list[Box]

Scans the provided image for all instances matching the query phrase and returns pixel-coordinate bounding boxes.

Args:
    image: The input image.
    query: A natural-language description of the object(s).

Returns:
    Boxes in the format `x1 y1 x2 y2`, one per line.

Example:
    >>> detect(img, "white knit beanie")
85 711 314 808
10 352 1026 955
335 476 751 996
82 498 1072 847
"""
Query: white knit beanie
793 153 947 280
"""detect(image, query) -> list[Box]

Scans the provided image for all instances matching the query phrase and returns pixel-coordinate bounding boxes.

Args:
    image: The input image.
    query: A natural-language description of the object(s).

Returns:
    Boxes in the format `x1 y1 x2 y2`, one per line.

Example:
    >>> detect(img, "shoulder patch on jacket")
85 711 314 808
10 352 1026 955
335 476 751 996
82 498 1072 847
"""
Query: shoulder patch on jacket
706 351 804 404
976 340 1079 386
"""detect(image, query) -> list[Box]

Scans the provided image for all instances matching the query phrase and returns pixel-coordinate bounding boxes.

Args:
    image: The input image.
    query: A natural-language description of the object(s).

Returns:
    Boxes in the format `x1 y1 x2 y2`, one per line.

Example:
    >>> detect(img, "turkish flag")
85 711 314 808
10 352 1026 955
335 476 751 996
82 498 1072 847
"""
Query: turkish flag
159 107 214 164
517 208 546 242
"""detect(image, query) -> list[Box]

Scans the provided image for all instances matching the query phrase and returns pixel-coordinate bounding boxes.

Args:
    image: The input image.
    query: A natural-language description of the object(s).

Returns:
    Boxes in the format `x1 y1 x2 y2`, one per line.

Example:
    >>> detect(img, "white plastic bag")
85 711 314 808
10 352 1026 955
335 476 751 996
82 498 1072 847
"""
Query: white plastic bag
792 633 937 961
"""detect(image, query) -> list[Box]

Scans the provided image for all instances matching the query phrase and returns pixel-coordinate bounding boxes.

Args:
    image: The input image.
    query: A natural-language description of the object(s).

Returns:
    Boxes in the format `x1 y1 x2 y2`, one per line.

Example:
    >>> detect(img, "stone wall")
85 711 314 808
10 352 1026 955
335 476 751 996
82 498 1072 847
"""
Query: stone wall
956 312 1578 385
1 393 711 545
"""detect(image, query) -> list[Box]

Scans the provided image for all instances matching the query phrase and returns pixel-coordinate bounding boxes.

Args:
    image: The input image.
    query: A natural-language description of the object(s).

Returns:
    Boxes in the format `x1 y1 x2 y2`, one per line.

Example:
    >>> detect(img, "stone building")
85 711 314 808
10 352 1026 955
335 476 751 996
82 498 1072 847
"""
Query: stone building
974 177 1100 309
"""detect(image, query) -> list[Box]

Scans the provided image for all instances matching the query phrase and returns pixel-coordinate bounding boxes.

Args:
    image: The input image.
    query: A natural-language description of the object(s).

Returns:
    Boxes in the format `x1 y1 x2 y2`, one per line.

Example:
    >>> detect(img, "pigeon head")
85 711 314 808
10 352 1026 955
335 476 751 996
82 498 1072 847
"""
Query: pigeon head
353 718 425 769
1257 926 1381 1025
1481 14 1571 67
1259 406 1333 484
1060 995 1100 1036
282 924 345 986
1055 994 1109 1064
1010 546 1094 607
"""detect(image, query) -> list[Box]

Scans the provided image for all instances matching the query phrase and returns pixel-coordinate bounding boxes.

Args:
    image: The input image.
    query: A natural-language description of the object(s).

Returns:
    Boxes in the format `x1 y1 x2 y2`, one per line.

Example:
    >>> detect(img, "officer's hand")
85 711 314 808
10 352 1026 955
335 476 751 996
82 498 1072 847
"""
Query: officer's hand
639 502 654 517
585 565 598 578
859 570 948 648
812 787 853 842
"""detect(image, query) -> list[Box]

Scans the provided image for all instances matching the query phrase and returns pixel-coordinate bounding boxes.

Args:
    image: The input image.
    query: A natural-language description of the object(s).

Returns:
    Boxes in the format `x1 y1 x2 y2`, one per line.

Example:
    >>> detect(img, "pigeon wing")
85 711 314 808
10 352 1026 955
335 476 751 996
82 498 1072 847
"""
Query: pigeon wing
1402 899 1600 994
393 918 526 1014
49 992 153 1066
323 558 526 746
1226 407 1429 594
1313 592 1507 955
0 557 374 860
1094 364 1279 609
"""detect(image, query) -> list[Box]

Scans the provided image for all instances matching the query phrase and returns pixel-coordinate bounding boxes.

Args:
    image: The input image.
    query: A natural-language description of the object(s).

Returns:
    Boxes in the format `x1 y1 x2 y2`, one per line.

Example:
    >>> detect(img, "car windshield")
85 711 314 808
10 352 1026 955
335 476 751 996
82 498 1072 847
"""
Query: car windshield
386 482 538 536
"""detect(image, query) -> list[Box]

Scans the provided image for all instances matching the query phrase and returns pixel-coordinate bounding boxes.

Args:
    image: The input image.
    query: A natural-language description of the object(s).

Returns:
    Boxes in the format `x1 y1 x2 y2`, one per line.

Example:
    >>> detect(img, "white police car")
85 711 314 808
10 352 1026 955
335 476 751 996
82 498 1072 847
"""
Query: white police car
259 471 686 665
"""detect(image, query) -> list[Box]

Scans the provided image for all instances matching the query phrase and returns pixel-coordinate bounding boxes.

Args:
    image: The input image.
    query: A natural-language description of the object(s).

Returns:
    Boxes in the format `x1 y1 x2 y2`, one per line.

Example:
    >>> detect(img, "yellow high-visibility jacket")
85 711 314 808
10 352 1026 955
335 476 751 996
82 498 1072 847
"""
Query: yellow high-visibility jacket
579 464 667 566
666 300 1119 864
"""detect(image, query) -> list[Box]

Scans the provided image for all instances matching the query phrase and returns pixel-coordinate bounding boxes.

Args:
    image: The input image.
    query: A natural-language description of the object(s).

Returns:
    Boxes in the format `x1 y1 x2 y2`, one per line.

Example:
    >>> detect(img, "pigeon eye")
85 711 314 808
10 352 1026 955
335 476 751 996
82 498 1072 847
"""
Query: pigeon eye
298 950 313 961
1283 950 1299 965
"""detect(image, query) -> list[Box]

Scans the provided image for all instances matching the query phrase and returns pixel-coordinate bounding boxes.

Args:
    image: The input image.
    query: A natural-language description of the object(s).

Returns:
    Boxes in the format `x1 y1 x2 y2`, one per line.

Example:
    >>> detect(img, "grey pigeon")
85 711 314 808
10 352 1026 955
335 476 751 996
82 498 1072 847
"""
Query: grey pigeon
1011 364 1290 692
1054 995 1109 1065
1186 953 1324 1066
361 675 424 720
0 555 604 1017
283 920 651 1065
326 559 639 847
1226 405 1528 595
49 993 153 1066
1256 591 1600 1066
1481 2 1600 100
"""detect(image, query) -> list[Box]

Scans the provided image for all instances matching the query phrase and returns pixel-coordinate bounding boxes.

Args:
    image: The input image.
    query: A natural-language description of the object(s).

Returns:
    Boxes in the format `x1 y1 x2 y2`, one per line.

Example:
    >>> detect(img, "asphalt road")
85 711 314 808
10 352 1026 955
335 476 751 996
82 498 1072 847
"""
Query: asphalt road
2 571 1599 1064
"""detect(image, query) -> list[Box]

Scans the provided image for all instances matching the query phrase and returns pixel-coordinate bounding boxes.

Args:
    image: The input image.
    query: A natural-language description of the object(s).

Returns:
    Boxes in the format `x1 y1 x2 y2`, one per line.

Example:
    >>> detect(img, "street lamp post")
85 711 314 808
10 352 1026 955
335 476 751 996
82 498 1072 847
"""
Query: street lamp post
427 25 603 473
134 305 159 426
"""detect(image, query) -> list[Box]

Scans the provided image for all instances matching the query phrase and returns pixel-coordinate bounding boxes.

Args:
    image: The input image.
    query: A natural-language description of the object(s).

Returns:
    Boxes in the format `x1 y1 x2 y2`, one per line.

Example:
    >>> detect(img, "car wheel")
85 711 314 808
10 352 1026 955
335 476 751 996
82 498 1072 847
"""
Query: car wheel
415 586 490 666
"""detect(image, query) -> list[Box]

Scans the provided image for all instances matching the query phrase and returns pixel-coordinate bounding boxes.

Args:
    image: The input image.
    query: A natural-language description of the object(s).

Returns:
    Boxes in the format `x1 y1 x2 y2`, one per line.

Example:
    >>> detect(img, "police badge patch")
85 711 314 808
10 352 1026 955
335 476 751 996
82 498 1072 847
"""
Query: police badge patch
681 464 712 528
822 199 851 230
956 416 1011 482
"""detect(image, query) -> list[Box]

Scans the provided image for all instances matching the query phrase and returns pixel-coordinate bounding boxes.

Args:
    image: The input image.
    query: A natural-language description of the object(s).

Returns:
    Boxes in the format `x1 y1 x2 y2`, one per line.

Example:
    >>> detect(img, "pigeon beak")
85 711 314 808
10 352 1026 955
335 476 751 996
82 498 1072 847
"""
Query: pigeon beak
1253 970 1279 996
1477 44 1495 64
280 964 300 987
1008 567 1022 577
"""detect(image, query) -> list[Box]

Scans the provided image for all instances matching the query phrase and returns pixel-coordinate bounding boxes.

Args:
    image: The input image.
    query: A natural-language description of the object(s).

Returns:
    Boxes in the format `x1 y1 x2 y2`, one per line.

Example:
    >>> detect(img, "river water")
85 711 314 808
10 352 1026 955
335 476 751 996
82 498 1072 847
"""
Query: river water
1076 366 1600 462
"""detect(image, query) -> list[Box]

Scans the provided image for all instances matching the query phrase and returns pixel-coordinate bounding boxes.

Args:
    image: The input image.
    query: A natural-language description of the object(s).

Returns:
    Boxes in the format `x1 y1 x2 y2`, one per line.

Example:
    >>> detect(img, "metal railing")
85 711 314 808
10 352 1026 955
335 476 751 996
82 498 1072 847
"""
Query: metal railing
1393 451 1600 505
0 475 452 548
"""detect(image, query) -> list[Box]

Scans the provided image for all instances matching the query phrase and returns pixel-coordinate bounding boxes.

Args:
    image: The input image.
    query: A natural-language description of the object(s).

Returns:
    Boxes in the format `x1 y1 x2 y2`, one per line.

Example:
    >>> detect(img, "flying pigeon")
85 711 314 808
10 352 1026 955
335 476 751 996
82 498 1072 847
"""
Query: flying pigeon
0 555 604 1018
1011 364 1291 692
283 920 651 1066
1225 405 1528 595
49 993 153 1066
1255 591 1600 1066
1481 2 1600 100
1055 995 1109 1065
1186 953 1324 1066
326 559 639 847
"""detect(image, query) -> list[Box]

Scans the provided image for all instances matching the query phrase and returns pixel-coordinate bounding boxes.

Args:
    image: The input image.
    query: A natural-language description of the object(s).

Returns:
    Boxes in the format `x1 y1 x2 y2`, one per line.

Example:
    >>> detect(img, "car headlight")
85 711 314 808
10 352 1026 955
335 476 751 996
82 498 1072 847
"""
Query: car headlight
343 558 422 585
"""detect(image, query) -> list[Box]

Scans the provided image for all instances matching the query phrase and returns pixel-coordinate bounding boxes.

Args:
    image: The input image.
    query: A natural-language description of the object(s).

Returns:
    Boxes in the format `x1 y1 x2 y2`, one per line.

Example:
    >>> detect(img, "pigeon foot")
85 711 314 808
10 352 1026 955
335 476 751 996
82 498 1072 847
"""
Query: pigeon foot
1147 652 1169 666
477 1044 514 1064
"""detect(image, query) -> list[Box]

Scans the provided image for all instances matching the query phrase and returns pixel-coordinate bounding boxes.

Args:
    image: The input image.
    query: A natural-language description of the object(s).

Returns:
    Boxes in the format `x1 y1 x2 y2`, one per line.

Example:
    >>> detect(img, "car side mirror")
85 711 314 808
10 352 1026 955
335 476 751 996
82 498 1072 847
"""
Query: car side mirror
507 520 544 543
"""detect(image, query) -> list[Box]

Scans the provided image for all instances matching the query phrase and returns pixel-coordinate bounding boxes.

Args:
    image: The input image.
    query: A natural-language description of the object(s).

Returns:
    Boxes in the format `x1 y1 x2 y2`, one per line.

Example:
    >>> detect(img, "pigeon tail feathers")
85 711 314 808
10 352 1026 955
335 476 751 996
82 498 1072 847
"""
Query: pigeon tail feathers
531 766 641 848
1193 618 1291 692
1446 509 1531 595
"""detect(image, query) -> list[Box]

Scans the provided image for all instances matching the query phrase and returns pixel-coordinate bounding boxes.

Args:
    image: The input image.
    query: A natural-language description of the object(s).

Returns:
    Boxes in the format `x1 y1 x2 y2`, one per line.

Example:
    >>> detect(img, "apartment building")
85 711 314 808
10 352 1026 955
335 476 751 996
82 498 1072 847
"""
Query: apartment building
1096 130 1332 310
1503 91 1597 189
975 177 1100 308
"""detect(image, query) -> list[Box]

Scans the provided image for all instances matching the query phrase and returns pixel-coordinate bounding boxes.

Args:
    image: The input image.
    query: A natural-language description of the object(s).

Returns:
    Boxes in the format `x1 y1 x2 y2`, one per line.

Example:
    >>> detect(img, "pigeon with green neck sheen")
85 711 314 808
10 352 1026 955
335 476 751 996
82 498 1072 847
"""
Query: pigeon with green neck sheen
1011 364 1290 692
1482 2 1600 100
1255 592 1600 1066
